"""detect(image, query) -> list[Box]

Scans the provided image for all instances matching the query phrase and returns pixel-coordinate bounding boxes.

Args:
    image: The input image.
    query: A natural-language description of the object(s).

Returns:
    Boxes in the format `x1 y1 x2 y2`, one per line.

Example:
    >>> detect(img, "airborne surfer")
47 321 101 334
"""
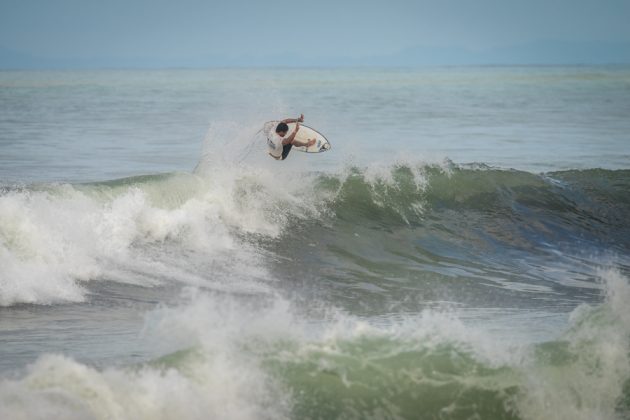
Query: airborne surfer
264 114 316 161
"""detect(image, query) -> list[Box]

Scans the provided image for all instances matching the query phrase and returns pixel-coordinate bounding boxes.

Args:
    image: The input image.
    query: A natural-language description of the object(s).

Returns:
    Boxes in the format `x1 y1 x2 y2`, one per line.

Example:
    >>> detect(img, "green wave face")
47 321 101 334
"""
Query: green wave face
263 165 629 315
314 165 630 230
264 338 521 420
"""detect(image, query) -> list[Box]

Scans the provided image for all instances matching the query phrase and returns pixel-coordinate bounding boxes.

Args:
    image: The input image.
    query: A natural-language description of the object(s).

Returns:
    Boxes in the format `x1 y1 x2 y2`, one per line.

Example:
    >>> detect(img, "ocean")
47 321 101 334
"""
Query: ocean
1 67 630 419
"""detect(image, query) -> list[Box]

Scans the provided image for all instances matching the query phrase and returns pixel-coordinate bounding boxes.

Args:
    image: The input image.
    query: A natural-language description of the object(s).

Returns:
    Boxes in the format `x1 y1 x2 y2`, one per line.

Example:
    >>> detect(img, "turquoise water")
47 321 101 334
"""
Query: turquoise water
1 67 630 419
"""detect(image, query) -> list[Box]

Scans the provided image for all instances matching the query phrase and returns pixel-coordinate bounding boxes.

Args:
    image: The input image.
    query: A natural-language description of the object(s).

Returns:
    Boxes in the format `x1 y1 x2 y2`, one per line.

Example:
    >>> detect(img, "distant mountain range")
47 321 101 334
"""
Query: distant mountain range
2 40 630 69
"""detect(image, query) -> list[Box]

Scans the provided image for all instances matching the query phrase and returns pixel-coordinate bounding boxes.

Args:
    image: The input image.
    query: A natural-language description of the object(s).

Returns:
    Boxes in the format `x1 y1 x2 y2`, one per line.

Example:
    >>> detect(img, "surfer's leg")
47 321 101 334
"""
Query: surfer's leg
281 144 293 160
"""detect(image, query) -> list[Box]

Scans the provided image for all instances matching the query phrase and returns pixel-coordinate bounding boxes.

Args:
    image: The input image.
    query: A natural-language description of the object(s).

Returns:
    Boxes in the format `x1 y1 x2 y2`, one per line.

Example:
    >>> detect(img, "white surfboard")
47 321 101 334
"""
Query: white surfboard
266 121 331 154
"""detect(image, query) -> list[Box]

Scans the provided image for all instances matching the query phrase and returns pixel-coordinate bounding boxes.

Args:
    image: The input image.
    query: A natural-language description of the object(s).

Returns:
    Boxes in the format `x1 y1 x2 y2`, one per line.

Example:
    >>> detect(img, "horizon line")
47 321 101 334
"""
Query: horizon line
2 62 630 71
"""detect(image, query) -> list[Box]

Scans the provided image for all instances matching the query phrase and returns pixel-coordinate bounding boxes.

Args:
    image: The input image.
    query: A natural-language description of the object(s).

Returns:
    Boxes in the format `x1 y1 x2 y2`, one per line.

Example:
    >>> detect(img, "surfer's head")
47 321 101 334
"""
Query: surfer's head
276 122 289 137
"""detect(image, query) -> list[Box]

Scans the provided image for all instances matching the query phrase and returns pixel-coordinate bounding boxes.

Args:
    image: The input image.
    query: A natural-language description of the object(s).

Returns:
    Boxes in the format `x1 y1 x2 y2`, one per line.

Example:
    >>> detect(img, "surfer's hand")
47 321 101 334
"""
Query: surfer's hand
298 114 304 122
307 139 316 147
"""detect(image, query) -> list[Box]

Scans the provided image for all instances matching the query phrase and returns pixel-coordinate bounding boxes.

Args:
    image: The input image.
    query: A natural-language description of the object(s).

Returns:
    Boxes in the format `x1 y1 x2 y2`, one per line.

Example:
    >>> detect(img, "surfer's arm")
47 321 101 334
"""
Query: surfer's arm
292 138 316 148
281 113 304 124
282 124 299 145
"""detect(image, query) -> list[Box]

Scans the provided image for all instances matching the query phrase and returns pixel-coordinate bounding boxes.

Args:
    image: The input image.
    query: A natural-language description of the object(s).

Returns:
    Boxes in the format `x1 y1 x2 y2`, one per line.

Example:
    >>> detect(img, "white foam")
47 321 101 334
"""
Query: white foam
0 352 290 420
0 291 299 420
516 268 630 420
0 162 320 305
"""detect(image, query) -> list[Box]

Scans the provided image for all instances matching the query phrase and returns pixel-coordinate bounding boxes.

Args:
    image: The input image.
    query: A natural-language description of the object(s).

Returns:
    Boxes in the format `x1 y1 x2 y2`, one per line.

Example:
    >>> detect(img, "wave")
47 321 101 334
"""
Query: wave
0 170 293 306
315 164 630 237
1 162 628 306
2 269 629 420
278 164 630 311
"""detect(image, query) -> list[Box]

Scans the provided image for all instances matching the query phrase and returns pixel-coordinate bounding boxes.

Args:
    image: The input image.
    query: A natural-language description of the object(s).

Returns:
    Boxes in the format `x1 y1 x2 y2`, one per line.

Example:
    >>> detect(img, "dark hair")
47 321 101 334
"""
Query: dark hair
276 122 289 133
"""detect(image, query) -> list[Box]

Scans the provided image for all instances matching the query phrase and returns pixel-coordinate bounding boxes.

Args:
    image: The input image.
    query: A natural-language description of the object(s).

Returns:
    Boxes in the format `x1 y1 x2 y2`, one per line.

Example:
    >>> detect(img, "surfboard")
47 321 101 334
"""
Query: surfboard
266 121 331 154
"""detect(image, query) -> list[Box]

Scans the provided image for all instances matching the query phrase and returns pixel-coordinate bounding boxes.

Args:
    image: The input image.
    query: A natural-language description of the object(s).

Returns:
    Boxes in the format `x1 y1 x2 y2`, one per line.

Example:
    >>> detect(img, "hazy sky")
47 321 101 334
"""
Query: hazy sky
1 0 629 64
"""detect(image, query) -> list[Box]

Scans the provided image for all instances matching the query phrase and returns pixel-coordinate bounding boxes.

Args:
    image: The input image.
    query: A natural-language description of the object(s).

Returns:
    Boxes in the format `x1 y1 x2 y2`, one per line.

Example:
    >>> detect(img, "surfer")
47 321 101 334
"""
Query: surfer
265 114 316 161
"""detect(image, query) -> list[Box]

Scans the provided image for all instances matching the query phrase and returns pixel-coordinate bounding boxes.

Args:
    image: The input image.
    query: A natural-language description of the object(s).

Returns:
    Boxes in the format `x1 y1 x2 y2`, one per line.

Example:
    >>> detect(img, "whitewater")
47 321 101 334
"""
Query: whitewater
1 67 630 420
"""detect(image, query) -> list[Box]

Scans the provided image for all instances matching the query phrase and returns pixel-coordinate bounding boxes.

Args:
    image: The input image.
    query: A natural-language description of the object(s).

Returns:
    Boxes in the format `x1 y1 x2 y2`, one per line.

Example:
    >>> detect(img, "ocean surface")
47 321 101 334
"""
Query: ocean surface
1 67 630 419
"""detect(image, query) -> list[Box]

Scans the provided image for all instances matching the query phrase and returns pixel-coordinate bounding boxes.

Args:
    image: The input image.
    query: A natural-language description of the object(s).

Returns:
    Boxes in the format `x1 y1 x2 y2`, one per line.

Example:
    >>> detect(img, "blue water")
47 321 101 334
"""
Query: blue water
1 67 630 420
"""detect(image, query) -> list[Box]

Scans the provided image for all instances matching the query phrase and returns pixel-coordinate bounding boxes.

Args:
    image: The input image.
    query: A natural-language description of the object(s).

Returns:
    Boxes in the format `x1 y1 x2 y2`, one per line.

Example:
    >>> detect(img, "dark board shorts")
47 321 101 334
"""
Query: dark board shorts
281 144 293 160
